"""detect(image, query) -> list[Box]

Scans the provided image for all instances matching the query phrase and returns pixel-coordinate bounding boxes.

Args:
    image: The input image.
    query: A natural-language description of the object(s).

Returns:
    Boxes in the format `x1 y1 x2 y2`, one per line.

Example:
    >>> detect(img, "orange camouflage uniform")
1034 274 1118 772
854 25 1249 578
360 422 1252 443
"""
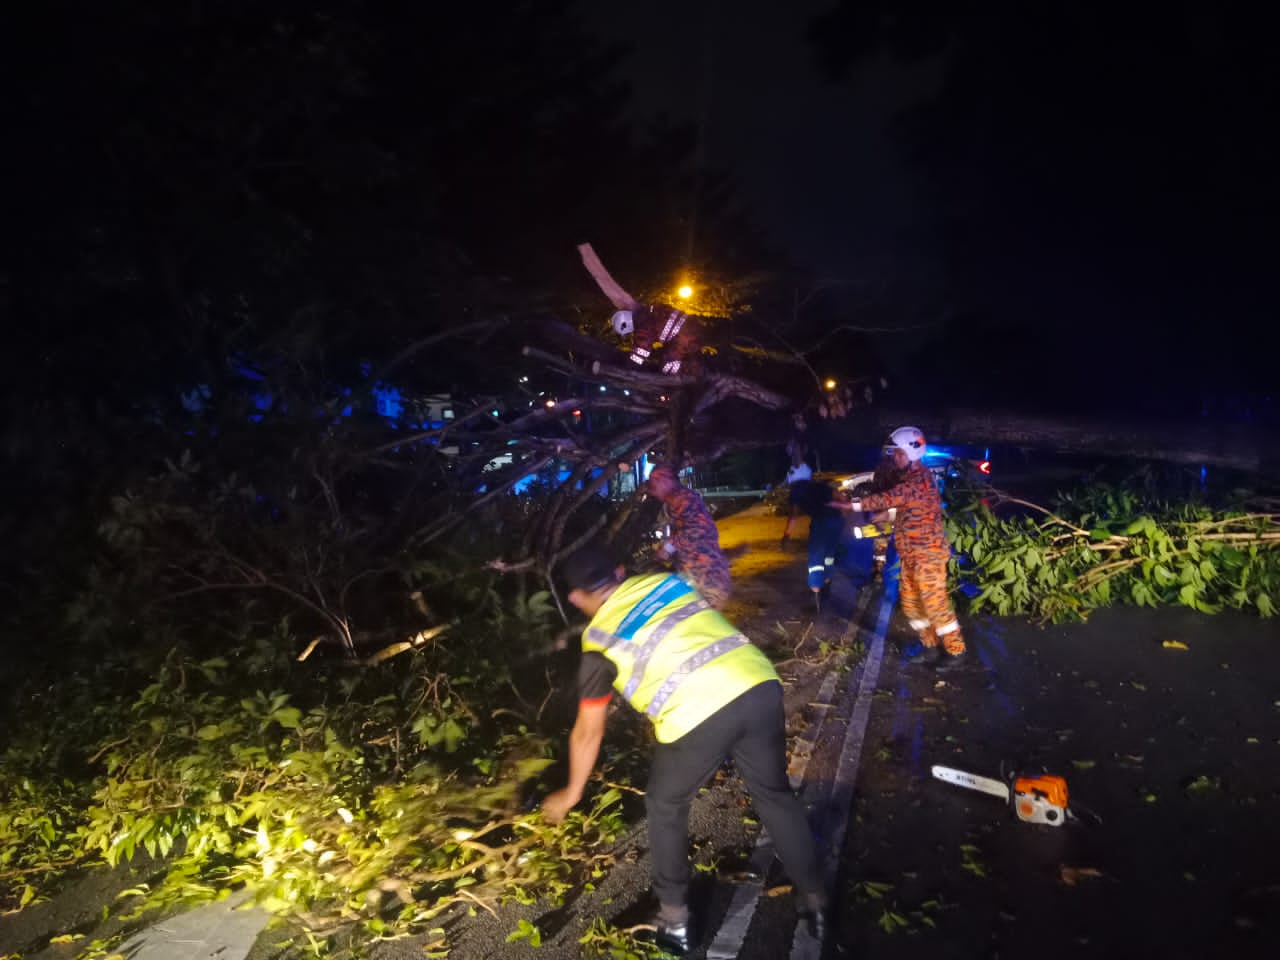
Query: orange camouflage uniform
663 486 732 609
856 460 965 655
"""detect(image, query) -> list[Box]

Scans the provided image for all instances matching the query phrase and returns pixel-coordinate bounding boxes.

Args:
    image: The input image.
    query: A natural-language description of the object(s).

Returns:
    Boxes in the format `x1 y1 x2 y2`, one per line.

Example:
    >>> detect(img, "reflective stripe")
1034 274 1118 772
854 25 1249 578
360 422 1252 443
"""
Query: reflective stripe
852 526 864 539
908 618 932 630
662 360 682 374
646 634 750 719
615 576 693 640
621 600 709 700
936 620 961 635
659 311 686 342
888 507 898 521
824 556 835 565
808 565 825 573
586 625 621 650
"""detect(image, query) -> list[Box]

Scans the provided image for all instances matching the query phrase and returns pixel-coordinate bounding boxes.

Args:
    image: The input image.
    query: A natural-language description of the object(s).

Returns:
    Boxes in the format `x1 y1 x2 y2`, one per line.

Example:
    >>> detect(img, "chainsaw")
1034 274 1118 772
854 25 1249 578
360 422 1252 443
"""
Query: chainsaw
932 765 1071 826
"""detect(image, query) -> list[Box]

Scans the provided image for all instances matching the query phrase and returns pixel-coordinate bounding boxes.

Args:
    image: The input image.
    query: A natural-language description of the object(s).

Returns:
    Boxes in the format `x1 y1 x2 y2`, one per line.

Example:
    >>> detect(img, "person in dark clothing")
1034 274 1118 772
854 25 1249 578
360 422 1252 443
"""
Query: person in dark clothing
779 454 812 548
542 545 827 955
787 457 843 611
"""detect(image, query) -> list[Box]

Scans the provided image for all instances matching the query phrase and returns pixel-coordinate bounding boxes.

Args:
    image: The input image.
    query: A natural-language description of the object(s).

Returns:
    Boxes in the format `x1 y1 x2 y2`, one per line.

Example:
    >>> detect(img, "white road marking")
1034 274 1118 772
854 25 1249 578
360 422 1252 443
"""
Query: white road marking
704 583 886 960
790 588 892 960
706 587 872 959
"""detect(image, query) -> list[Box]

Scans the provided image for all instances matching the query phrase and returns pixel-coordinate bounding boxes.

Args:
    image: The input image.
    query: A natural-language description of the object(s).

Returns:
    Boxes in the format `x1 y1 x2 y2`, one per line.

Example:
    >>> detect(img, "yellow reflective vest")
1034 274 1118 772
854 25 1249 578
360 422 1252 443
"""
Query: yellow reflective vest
582 573 778 743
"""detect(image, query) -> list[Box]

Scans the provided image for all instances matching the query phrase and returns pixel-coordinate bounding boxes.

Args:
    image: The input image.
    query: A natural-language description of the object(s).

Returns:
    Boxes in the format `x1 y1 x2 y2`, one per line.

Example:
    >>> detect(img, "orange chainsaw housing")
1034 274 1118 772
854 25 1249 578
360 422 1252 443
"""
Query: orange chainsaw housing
1013 774 1069 814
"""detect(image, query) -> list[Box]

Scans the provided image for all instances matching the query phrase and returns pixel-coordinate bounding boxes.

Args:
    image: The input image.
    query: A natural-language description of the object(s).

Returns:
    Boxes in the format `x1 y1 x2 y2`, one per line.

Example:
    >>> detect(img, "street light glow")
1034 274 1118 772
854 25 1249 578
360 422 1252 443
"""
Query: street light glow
824 378 837 390
677 284 693 300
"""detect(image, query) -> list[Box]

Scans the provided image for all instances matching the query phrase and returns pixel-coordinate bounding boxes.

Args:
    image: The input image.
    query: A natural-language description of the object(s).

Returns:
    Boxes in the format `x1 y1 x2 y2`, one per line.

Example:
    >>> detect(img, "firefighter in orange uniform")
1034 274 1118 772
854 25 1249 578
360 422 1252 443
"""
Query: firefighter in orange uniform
646 463 732 609
832 426 970 670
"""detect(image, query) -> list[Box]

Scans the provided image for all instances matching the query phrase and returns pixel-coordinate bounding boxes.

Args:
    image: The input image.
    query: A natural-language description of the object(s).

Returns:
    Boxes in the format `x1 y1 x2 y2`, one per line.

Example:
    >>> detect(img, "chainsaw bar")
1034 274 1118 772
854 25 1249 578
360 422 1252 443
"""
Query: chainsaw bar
931 765 1010 802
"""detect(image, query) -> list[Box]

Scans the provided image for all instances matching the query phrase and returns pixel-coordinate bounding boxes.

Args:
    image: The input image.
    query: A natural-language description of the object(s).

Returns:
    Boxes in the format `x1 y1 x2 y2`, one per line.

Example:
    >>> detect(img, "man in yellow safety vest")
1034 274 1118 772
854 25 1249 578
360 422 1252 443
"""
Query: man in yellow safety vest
540 543 825 955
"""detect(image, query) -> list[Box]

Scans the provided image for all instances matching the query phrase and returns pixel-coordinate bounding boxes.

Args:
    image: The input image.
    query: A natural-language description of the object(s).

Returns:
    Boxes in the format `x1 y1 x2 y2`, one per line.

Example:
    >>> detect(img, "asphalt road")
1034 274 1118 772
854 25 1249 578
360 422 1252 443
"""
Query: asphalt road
835 600 1280 960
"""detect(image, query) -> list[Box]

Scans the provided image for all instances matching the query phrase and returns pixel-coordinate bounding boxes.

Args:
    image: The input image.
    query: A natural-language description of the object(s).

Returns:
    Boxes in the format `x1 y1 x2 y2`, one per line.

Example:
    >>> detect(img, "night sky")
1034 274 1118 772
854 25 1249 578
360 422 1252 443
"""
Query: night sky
584 0 938 278
4 1 1278 421
587 0 1280 415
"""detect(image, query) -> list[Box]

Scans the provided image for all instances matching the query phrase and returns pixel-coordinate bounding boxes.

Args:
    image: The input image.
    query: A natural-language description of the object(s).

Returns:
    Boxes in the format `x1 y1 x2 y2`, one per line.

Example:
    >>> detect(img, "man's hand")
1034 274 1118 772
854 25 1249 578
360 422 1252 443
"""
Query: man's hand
541 787 580 825
545 700 607 825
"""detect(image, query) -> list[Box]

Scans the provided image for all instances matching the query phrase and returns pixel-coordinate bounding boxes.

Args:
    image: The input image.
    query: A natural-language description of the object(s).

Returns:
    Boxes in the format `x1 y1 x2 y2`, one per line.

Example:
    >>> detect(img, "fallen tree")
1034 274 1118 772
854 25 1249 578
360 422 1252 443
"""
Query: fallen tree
54 245 885 668
947 484 1280 623
404 243 883 581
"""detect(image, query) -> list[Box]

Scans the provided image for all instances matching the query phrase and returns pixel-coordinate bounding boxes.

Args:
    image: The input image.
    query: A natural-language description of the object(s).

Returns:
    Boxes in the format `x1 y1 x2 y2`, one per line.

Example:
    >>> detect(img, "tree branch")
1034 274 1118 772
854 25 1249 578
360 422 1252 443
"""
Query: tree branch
577 243 638 310
375 317 508 381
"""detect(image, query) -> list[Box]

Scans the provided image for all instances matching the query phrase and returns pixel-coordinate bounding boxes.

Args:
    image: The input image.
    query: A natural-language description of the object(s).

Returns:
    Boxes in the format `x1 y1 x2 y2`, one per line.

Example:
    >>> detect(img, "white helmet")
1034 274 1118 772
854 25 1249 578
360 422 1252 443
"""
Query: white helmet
611 310 634 336
888 425 927 462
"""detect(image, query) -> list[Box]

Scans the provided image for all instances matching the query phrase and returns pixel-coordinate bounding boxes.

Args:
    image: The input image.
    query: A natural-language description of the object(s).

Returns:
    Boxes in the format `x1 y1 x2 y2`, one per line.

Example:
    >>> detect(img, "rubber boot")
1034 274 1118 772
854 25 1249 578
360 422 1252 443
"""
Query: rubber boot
912 644 942 668
935 648 972 673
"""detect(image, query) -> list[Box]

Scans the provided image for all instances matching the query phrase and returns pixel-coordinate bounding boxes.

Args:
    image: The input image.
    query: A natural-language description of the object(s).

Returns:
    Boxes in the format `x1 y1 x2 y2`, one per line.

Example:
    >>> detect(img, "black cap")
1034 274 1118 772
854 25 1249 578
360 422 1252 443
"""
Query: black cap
561 543 621 592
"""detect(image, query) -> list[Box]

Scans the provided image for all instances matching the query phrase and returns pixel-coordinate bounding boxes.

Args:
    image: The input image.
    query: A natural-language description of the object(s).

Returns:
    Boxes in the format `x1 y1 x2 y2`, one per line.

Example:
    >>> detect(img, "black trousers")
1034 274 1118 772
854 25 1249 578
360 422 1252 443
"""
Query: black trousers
645 680 822 908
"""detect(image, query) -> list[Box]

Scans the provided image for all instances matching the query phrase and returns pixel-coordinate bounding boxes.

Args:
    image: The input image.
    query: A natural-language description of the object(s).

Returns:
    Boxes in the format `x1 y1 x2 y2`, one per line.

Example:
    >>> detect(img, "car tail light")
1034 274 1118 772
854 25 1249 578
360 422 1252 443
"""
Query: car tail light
978 460 991 475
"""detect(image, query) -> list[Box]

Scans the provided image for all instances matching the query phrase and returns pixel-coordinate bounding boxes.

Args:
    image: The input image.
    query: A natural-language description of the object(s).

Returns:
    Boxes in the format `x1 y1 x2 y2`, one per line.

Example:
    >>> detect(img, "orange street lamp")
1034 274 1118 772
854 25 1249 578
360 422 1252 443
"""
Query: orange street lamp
824 378 837 390
677 284 694 300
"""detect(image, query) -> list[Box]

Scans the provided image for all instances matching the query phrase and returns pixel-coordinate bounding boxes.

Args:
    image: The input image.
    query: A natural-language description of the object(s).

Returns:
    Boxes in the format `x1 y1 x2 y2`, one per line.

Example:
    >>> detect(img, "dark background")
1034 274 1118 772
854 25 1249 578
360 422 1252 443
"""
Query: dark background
3 0 1277 437
590 0 1280 421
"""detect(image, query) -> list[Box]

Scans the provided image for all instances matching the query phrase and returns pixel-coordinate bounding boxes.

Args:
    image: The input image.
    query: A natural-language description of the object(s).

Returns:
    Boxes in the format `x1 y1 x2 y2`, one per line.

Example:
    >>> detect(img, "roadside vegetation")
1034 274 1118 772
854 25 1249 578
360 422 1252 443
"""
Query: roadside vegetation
0 421 660 958
4 443 1278 958
947 474 1280 623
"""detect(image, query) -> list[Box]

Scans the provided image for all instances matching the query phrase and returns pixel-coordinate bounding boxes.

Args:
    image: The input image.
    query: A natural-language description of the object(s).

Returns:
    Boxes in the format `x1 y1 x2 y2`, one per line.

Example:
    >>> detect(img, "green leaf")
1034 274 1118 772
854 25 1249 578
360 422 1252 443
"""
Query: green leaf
514 757 556 781
507 919 542 946
442 719 466 753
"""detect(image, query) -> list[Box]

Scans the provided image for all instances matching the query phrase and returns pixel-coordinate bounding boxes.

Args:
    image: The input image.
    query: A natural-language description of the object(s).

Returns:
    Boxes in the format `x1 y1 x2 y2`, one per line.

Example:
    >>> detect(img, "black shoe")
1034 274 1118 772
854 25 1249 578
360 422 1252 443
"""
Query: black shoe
653 919 691 956
935 649 973 673
911 645 942 667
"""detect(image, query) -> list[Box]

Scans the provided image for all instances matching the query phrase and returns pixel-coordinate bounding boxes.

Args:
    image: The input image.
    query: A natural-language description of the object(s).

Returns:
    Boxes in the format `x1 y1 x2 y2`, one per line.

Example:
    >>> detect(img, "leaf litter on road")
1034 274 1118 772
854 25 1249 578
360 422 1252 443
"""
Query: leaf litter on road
1058 866 1106 887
